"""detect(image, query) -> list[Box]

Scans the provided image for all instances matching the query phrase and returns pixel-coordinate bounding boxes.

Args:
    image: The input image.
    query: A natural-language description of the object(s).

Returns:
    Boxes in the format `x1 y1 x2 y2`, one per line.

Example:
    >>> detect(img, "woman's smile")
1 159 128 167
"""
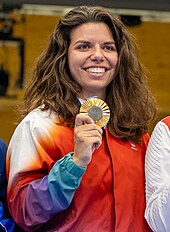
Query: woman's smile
84 67 108 78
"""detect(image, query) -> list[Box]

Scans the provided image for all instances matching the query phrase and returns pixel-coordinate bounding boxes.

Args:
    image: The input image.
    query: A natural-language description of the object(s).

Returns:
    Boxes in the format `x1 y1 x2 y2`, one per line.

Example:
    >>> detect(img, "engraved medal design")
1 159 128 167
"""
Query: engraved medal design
80 98 110 128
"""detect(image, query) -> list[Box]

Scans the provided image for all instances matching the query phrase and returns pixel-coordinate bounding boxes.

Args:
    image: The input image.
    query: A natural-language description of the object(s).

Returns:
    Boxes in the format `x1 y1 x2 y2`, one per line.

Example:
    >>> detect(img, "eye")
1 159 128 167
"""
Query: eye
103 44 116 51
77 44 91 50
103 44 117 52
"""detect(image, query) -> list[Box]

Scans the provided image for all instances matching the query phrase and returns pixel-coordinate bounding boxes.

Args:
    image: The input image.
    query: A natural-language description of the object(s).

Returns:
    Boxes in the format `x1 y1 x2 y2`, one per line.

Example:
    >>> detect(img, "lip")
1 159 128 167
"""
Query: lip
83 68 106 78
83 66 109 75
84 66 109 70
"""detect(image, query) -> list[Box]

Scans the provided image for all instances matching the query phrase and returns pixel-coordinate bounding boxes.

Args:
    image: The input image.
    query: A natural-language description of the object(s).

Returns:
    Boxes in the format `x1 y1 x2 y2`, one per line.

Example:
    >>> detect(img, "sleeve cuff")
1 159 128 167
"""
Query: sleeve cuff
61 152 86 178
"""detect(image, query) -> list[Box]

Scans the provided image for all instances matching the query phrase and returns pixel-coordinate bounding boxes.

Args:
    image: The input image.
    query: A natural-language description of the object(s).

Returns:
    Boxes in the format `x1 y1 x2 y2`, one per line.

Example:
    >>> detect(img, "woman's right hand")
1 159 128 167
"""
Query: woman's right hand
72 113 103 167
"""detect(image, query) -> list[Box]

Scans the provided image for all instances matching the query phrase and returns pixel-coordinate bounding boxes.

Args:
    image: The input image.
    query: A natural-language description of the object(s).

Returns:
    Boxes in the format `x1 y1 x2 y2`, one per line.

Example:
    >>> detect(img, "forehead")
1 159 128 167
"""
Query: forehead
70 22 114 41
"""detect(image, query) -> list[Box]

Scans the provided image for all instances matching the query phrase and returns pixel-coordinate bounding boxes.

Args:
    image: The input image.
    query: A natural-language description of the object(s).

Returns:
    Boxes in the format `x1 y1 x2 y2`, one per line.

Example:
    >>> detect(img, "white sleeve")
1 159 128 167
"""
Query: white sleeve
145 121 170 232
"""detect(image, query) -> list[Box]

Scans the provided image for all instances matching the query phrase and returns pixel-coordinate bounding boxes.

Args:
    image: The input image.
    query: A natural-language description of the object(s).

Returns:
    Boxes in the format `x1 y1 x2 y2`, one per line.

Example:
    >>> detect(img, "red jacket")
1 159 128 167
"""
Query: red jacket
7 110 152 231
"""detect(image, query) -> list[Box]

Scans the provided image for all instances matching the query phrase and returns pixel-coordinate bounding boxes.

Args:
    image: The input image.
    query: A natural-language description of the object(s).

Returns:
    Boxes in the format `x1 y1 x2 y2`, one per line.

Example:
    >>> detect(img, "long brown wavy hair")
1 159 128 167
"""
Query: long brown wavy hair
22 5 156 142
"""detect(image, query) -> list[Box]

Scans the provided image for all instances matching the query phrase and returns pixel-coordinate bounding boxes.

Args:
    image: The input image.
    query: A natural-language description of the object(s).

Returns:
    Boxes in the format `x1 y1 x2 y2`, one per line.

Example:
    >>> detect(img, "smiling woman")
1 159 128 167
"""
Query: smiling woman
6 5 156 232
68 22 118 100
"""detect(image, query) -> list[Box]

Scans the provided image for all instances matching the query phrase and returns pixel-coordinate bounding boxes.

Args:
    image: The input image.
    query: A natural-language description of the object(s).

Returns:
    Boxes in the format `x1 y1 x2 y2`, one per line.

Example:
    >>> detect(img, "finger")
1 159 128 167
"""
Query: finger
91 137 102 152
74 136 102 156
75 123 103 137
75 113 94 127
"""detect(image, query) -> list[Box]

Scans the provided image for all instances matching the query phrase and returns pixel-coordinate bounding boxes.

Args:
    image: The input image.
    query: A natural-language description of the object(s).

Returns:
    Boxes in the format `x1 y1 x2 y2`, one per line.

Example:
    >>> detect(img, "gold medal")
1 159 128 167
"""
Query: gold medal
80 98 110 128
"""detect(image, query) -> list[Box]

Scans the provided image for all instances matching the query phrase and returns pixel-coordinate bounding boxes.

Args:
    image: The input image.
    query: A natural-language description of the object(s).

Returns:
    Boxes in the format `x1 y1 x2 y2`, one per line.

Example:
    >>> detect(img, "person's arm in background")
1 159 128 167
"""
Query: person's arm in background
0 139 8 217
0 138 15 232
145 117 170 232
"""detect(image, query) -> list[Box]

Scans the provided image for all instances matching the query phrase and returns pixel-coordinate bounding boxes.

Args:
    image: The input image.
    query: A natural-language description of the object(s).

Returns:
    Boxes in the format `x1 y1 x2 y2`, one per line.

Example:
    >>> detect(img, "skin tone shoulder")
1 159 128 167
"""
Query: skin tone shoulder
68 22 118 167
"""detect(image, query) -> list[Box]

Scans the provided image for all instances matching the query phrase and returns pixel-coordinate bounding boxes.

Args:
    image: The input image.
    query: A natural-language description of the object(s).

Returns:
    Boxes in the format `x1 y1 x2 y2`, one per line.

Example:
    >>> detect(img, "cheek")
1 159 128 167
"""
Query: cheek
111 54 118 66
68 57 80 81
68 51 79 67
68 54 75 75
67 52 72 68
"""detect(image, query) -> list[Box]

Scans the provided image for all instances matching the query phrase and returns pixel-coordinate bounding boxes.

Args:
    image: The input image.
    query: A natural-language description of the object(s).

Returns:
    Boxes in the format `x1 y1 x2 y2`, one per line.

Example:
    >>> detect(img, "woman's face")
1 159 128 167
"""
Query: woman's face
68 22 118 100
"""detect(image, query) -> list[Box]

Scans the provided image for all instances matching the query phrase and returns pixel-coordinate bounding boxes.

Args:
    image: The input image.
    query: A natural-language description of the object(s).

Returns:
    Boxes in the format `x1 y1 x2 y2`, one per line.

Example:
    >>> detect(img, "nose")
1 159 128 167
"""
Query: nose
90 46 104 62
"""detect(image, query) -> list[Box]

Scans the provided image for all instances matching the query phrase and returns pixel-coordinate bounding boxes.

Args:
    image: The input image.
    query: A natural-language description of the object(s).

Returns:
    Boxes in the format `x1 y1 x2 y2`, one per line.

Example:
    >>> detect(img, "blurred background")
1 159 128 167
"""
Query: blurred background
0 1 170 144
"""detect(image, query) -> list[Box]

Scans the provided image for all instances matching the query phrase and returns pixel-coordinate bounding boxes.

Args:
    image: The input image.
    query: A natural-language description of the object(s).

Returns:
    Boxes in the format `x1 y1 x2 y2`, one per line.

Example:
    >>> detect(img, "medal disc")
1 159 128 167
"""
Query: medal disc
80 98 110 128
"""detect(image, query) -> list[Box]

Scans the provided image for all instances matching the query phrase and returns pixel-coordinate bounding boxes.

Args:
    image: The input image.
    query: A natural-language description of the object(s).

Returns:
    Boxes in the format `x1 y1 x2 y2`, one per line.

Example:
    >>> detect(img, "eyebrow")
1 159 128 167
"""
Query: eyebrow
74 40 116 45
74 40 91 45
103 41 116 45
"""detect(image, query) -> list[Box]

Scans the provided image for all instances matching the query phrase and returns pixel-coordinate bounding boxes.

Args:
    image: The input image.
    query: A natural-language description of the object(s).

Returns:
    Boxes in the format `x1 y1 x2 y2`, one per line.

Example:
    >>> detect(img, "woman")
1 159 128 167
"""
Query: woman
145 116 170 232
6 6 156 232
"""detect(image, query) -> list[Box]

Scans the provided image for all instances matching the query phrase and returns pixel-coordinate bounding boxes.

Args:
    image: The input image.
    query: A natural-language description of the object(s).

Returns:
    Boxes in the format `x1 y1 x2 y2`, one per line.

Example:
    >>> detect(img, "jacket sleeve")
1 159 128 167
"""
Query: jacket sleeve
0 139 15 232
6 115 85 231
0 139 7 213
145 121 170 232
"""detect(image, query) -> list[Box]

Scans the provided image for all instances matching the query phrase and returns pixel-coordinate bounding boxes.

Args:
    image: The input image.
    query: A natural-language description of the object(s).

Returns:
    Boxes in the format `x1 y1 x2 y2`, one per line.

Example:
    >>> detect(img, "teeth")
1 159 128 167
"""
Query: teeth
86 67 105 74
